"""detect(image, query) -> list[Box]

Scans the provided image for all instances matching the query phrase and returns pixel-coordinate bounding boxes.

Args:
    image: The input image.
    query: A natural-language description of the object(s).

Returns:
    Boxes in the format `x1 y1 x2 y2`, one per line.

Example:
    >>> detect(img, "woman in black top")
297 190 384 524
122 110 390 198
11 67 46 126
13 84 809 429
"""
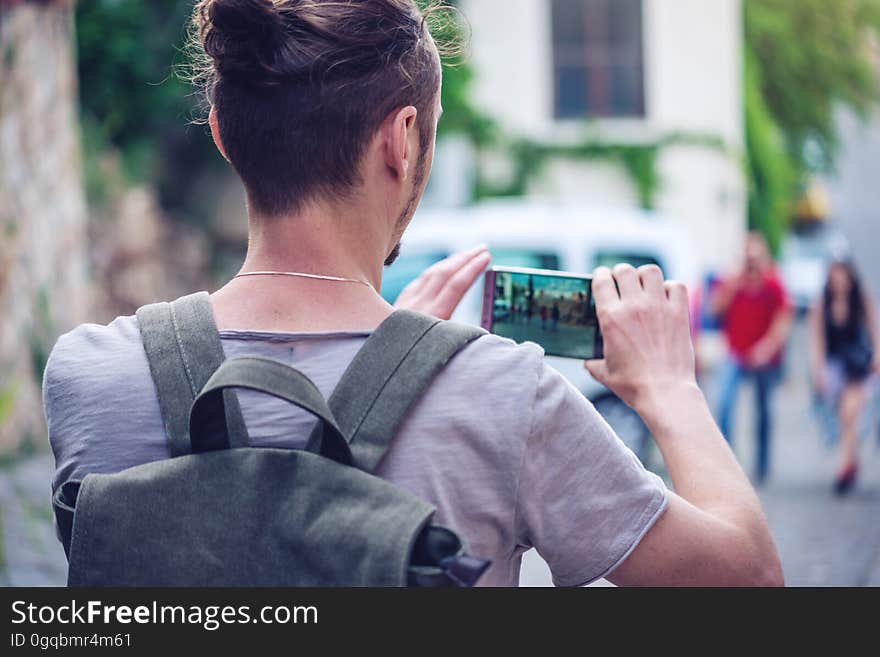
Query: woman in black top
808 260 880 493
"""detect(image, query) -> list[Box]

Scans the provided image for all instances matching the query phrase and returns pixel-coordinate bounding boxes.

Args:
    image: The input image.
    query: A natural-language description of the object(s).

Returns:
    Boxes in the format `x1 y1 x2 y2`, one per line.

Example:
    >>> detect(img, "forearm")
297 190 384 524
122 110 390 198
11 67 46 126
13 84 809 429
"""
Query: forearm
752 311 792 359
636 384 771 547
589 264 782 585
807 307 825 375
768 311 793 352
710 284 735 317
808 340 825 376
866 300 880 349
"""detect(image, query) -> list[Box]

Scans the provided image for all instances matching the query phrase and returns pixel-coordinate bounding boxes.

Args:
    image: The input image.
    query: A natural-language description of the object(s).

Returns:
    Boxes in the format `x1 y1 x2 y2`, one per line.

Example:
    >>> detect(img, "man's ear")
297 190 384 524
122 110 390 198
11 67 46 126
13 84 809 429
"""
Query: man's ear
209 106 230 163
383 106 418 182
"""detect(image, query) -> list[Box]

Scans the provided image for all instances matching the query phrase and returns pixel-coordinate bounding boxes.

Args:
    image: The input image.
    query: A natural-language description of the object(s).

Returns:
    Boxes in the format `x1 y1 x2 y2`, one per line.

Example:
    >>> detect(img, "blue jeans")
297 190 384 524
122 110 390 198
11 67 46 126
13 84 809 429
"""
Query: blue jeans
715 359 781 481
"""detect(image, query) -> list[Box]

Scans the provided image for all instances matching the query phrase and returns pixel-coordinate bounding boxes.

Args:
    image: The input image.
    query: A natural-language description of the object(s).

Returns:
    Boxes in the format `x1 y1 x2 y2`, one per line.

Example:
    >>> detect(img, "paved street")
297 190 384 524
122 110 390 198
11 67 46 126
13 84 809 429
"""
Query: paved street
0 455 67 586
710 324 880 586
2 323 879 587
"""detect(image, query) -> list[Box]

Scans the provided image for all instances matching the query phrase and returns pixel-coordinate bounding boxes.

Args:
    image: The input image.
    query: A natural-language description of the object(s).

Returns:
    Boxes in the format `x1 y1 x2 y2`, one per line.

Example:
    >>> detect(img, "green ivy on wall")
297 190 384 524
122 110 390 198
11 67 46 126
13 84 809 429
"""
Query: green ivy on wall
744 48 794 256
473 131 728 210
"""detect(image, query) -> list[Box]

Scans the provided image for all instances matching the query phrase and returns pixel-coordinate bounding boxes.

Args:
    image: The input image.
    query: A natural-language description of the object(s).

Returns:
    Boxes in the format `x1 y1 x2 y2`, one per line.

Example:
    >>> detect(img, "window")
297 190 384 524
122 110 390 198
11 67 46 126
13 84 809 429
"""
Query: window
551 0 645 119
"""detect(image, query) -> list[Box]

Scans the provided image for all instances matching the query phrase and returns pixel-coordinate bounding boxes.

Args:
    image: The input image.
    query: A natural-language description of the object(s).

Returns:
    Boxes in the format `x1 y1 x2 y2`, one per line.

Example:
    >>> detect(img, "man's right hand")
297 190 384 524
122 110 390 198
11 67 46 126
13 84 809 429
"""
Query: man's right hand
584 264 698 414
587 264 784 587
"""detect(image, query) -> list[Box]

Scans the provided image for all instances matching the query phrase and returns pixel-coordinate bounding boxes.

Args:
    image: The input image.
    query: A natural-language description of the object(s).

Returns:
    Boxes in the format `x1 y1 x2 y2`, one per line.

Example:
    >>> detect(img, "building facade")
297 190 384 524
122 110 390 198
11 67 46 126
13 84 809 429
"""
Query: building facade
431 0 747 272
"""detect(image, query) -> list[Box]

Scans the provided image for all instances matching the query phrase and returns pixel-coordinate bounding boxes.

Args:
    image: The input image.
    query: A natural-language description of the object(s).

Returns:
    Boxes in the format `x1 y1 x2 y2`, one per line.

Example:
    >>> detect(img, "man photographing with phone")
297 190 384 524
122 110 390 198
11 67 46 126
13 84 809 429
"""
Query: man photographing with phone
44 0 782 586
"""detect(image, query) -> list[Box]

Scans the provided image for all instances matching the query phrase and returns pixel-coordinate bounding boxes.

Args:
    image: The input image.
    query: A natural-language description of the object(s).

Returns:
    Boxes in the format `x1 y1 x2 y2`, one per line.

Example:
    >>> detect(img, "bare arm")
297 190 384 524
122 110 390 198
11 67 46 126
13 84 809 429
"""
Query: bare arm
586 264 783 587
864 295 880 368
608 385 782 586
807 302 827 392
709 275 740 318
747 304 794 368
766 306 794 354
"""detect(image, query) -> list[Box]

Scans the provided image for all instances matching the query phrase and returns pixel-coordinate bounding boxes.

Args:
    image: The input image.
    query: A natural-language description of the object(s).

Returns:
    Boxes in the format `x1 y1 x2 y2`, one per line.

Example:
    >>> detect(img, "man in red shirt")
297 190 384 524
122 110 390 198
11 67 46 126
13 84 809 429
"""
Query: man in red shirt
711 232 793 484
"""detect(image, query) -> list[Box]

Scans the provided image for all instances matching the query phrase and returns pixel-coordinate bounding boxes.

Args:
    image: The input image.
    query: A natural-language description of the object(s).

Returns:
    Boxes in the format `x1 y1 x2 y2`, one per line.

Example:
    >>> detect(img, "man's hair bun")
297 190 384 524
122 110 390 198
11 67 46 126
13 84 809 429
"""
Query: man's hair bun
197 0 286 83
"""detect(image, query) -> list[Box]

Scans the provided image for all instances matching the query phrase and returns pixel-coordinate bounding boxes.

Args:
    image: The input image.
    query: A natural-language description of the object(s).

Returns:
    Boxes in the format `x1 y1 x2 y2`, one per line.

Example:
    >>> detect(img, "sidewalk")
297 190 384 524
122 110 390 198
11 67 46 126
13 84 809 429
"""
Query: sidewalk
721 321 880 586
752 374 880 586
0 454 67 586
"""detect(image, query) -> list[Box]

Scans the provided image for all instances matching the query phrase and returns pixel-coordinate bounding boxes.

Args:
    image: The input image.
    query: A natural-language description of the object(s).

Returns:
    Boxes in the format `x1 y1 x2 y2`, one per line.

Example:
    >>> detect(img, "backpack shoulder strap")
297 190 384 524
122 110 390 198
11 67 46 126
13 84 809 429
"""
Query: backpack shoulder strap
312 310 485 472
136 291 248 456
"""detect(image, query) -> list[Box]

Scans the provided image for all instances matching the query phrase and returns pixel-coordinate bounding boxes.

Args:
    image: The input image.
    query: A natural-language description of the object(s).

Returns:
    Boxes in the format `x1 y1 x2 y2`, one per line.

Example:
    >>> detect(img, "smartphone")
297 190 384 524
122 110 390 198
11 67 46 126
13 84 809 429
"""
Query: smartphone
481 266 603 360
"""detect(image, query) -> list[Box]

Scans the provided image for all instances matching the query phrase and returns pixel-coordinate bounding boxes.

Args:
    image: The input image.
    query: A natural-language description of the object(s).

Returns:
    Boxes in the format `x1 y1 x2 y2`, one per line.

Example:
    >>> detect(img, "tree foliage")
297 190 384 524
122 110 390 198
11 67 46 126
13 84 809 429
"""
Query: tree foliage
76 1 203 177
76 0 193 154
415 0 496 145
75 0 224 219
75 0 489 216
744 48 794 255
744 0 880 252
746 0 880 173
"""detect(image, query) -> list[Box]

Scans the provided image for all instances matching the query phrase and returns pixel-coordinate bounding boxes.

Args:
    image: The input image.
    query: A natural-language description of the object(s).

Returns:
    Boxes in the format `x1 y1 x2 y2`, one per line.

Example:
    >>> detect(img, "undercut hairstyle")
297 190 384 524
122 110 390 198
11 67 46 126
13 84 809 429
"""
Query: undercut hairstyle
190 0 444 217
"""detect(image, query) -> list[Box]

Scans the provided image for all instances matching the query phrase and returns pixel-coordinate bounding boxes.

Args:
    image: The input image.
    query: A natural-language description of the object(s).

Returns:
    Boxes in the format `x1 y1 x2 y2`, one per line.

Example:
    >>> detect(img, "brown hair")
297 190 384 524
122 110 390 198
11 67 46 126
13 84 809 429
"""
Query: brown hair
190 0 443 217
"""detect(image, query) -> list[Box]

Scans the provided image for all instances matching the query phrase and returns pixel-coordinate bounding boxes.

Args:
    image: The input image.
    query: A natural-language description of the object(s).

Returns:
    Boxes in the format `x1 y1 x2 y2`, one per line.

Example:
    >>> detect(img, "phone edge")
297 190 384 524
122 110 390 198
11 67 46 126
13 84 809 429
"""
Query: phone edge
481 269 496 332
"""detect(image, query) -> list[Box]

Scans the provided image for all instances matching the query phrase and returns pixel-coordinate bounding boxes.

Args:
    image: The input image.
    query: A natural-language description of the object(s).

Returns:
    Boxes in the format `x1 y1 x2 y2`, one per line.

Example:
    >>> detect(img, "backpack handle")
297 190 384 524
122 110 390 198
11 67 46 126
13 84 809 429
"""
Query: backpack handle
189 357 353 466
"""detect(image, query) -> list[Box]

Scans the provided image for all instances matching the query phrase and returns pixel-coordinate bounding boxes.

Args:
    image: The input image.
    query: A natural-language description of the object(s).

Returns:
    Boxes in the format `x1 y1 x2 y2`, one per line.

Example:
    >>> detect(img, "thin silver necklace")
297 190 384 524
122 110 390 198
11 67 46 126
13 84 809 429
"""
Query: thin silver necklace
234 270 374 290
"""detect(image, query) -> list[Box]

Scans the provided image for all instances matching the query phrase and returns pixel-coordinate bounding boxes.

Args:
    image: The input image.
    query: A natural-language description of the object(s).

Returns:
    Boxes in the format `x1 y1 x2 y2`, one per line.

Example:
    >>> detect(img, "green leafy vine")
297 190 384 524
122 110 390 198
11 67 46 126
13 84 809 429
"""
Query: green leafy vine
473 131 729 210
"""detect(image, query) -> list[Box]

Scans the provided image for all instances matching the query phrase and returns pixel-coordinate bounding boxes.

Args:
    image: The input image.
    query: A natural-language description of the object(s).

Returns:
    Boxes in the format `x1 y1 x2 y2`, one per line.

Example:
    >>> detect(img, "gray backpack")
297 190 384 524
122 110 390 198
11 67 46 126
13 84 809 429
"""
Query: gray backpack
53 292 491 587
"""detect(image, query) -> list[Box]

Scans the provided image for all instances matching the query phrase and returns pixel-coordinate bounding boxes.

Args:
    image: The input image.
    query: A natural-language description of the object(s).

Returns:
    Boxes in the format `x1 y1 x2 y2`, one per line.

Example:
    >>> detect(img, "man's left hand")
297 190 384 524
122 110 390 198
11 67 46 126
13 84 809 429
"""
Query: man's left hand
393 245 492 320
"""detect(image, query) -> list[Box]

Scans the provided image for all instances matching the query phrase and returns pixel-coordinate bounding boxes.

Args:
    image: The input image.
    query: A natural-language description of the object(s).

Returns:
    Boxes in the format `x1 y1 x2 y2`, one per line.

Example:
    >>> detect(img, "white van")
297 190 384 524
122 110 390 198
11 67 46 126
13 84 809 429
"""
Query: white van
383 199 700 459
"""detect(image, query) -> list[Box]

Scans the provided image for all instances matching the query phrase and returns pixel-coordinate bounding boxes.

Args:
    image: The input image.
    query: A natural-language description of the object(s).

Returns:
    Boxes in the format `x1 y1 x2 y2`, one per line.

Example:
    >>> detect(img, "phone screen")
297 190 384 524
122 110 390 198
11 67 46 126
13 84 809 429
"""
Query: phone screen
481 266 603 360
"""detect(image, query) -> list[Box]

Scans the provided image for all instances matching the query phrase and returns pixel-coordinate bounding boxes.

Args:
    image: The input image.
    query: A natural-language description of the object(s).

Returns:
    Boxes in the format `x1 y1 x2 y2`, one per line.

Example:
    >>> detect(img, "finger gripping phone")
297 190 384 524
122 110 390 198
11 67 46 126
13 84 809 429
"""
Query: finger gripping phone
481 266 603 360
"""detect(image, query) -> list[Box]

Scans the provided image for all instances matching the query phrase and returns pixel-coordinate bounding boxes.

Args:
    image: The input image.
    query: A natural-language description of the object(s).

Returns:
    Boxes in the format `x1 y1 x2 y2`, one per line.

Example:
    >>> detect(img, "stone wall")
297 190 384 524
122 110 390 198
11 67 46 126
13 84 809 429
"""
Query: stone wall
0 0 91 452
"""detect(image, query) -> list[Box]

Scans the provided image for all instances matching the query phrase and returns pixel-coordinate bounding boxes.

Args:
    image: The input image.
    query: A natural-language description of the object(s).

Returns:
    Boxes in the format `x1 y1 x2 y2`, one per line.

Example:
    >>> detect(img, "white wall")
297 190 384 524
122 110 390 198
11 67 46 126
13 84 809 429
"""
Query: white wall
454 0 747 272
645 0 746 270
644 0 743 143
461 0 554 137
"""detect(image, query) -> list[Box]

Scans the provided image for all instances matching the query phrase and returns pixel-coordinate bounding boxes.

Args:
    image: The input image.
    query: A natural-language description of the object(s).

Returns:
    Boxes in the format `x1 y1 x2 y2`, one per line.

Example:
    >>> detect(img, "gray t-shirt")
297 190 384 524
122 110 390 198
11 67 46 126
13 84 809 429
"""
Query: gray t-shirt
43 314 667 586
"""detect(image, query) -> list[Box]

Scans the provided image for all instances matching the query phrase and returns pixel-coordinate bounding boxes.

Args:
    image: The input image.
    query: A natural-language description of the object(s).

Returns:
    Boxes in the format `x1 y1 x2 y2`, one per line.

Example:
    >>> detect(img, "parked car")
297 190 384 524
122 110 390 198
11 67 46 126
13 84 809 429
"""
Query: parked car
383 199 701 461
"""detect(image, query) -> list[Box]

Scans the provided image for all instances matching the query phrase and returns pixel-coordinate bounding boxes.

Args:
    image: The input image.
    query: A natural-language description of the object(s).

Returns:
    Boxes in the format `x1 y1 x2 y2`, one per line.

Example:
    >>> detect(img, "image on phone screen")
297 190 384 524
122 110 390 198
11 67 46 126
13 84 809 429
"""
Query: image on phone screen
481 267 603 360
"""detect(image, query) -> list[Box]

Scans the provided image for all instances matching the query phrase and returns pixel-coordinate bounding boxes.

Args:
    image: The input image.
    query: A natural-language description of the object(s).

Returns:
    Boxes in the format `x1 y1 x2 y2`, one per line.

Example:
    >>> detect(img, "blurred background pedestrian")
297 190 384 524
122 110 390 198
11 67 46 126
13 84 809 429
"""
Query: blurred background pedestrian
808 260 880 494
711 232 794 484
